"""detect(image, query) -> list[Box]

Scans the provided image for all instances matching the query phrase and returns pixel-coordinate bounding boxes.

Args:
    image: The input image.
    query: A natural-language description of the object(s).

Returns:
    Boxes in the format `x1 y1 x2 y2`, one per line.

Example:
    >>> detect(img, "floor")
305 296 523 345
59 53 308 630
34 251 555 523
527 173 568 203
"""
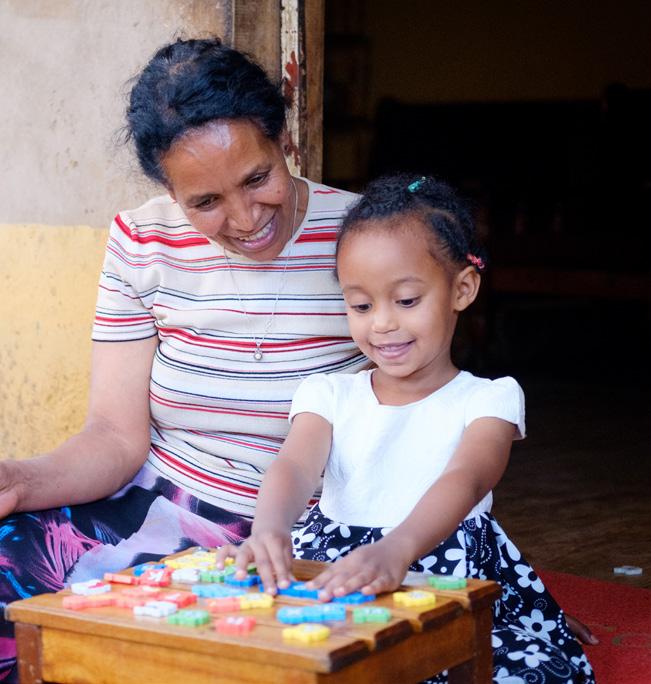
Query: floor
491 374 650 590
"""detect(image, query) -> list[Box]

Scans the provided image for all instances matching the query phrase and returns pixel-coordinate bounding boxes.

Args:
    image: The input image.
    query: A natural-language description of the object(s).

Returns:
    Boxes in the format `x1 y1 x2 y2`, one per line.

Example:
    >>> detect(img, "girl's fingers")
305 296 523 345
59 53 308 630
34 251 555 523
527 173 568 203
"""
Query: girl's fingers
316 566 372 601
252 537 293 595
329 569 374 598
215 543 238 568
360 576 389 595
234 544 254 578
267 542 293 590
251 545 278 594
307 566 337 590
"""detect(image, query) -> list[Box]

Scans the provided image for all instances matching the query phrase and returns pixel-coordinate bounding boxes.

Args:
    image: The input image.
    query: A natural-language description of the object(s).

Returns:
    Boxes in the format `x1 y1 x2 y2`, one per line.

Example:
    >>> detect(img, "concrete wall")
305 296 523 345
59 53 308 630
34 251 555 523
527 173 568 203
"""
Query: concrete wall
1 0 232 227
0 224 108 457
0 1 231 458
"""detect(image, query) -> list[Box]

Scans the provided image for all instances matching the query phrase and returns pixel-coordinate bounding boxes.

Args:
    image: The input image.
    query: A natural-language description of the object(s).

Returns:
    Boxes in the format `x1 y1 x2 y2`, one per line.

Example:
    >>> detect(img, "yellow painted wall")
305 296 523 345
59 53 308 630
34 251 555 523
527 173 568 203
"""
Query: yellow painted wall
0 224 109 459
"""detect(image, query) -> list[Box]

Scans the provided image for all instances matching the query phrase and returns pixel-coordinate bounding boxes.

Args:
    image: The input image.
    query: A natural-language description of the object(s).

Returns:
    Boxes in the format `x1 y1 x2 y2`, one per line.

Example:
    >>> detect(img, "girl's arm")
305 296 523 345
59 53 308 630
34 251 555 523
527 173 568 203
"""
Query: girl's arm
309 416 515 599
218 411 332 594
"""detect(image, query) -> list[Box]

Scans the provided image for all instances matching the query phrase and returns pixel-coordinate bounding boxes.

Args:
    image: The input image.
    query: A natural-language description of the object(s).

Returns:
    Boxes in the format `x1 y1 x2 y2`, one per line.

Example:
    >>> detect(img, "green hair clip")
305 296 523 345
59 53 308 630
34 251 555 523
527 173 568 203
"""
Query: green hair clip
407 176 427 193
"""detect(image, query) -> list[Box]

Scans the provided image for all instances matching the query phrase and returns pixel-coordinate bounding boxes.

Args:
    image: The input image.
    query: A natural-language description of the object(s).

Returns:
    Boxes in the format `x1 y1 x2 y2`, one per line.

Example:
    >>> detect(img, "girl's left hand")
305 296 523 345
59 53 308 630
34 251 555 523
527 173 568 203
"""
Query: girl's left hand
307 541 410 601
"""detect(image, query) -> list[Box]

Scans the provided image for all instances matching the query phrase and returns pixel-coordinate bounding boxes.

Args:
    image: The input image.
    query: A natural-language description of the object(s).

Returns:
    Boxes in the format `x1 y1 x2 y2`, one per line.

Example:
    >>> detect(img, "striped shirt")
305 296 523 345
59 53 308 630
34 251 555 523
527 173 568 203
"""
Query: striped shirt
93 179 367 517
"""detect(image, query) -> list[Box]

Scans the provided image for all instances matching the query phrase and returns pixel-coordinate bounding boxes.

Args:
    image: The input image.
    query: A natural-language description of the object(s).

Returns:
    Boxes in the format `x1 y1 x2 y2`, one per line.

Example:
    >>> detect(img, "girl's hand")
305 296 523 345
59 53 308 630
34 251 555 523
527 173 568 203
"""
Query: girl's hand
307 540 411 601
216 528 294 595
566 614 599 645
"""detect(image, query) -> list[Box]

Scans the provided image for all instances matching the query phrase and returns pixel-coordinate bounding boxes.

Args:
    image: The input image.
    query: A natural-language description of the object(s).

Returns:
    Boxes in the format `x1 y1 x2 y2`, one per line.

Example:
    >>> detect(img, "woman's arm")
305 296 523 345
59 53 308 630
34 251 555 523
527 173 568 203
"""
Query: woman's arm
218 411 332 593
0 337 157 517
310 416 514 599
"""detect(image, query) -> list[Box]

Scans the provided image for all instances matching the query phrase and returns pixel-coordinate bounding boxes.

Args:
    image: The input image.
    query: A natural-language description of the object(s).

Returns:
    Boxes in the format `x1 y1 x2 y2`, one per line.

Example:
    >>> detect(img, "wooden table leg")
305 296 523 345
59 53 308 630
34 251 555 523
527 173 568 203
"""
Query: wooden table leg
15 623 44 684
447 606 494 684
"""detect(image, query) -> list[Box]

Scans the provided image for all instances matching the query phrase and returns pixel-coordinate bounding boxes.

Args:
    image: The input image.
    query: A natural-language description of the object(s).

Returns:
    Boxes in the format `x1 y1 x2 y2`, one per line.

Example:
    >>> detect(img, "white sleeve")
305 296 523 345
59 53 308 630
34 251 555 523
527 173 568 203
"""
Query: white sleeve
288 374 335 425
465 376 526 439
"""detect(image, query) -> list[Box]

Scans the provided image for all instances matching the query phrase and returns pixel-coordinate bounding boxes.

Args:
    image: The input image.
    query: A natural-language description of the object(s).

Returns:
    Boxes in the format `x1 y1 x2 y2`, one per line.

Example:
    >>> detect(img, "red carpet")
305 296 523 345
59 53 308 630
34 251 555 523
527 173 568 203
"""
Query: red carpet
538 569 651 684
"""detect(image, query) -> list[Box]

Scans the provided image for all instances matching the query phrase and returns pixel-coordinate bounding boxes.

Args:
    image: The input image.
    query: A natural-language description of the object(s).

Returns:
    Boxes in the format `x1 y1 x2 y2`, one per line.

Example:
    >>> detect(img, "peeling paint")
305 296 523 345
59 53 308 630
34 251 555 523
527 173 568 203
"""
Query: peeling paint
281 0 302 176
283 50 301 172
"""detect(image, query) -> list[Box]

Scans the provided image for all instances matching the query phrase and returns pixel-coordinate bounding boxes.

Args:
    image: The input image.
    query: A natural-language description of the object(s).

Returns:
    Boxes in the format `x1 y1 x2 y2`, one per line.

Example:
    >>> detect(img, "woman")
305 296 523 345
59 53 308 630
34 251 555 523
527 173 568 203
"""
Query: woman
0 37 363 681
0 37 593 682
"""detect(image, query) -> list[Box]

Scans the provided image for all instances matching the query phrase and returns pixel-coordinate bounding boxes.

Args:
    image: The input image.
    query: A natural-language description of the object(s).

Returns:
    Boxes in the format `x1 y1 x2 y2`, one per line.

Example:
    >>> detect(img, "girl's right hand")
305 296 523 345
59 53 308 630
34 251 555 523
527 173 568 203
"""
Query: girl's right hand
215 527 294 595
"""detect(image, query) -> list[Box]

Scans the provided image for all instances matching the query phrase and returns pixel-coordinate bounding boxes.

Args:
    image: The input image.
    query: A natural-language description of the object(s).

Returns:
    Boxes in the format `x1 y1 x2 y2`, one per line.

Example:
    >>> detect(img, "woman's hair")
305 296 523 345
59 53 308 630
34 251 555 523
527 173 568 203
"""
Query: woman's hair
336 173 486 274
124 37 287 184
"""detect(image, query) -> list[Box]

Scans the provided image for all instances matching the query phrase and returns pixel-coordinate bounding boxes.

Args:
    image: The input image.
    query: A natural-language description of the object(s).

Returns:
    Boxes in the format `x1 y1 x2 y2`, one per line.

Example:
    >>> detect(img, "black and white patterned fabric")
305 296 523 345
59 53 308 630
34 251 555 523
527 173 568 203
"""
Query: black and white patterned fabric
293 505 594 684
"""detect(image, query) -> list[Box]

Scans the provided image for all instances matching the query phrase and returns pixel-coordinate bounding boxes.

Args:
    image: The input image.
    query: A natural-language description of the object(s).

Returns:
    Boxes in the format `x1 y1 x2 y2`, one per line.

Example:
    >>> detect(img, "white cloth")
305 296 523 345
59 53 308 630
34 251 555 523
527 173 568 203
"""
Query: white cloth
289 370 525 528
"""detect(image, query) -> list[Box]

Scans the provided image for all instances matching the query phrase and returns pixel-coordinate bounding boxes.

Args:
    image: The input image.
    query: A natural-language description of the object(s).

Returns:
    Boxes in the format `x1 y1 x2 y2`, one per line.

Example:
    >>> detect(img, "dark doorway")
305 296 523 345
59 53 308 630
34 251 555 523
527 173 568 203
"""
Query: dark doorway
323 0 651 587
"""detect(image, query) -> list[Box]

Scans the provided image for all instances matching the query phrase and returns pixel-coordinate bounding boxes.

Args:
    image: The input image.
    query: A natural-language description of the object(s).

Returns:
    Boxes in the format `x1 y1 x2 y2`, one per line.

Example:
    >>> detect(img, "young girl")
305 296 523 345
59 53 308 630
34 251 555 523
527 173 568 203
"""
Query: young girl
219 174 594 684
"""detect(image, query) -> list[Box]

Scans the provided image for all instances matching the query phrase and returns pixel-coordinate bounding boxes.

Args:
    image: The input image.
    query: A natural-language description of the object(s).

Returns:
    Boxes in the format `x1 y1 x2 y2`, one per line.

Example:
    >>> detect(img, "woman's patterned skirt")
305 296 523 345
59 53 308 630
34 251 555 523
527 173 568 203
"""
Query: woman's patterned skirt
0 465 251 683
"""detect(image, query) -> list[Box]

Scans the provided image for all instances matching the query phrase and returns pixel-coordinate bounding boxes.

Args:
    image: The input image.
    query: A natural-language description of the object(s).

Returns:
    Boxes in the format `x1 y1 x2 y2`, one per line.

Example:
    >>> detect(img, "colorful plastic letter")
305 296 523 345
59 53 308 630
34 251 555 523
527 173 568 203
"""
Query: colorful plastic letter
428 574 467 590
104 572 137 585
167 608 211 626
282 624 330 643
192 584 246 598
132 562 167 577
206 597 242 613
159 590 197 608
333 591 375 604
352 607 391 623
393 590 437 608
138 568 172 587
224 573 261 588
238 593 274 610
70 579 112 596
133 600 178 618
276 606 306 624
214 616 256 635
171 568 202 584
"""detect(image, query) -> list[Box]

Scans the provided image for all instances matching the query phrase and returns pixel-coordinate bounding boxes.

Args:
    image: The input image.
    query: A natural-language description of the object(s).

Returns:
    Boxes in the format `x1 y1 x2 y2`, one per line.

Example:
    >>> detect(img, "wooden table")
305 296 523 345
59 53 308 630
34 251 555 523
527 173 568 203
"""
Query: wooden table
6 556 500 683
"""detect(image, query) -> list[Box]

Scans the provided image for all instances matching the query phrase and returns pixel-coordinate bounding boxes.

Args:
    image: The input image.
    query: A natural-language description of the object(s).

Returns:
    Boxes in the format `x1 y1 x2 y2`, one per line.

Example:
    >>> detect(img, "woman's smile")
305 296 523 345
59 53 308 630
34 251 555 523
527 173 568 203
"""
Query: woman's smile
162 120 301 262
232 213 278 250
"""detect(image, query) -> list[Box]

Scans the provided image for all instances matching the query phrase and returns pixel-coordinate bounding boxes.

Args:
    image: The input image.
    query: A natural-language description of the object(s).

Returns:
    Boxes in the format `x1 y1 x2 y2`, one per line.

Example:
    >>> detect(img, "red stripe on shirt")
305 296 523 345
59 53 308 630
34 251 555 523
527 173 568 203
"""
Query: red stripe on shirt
114 215 209 248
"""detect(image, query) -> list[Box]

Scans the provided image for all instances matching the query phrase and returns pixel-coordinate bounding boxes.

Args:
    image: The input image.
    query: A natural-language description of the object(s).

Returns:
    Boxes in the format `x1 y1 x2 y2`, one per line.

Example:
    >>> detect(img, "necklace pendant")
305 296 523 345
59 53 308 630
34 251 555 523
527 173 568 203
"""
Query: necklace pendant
253 349 263 361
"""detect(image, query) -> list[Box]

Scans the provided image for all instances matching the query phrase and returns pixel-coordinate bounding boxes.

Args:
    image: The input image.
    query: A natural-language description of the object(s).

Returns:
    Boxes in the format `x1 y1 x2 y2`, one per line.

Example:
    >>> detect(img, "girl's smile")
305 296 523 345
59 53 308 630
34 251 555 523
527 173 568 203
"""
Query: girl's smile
371 340 415 360
337 217 479 404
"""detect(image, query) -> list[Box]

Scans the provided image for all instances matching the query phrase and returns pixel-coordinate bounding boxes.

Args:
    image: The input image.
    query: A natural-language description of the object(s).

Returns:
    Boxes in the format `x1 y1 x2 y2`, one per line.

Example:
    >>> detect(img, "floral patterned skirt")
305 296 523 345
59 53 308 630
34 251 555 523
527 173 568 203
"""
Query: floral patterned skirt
293 505 594 684
0 464 251 683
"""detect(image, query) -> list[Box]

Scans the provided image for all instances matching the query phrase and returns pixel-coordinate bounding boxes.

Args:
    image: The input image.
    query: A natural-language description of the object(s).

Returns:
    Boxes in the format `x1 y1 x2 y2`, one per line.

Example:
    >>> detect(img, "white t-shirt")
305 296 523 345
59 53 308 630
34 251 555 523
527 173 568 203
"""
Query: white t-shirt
289 370 525 528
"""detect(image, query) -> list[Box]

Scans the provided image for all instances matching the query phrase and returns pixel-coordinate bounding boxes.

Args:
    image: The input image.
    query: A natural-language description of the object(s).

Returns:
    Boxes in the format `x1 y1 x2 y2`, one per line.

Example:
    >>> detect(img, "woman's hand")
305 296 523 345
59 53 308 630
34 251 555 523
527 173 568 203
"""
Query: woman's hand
307 539 411 601
216 526 294 595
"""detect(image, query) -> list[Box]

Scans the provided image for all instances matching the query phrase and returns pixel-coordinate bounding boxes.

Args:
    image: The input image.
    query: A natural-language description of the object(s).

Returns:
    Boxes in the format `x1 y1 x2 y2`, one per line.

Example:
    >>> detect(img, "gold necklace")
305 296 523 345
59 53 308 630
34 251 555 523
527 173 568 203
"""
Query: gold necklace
224 177 299 362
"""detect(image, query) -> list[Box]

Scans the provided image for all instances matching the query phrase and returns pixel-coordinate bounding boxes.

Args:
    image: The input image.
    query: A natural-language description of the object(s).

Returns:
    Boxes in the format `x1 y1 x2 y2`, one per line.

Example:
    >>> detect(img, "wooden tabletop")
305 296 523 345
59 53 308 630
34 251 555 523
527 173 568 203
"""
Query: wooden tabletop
7 555 501 683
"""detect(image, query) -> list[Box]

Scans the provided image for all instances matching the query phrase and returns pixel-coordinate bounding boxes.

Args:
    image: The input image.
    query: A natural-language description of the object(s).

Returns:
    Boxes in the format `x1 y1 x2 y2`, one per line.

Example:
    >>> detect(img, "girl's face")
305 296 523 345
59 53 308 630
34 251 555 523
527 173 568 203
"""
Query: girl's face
337 217 479 402
162 119 299 262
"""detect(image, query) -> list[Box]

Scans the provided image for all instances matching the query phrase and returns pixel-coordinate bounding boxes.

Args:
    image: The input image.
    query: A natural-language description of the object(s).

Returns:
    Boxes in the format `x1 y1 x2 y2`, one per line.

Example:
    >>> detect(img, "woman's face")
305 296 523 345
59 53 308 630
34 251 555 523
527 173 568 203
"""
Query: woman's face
161 120 295 261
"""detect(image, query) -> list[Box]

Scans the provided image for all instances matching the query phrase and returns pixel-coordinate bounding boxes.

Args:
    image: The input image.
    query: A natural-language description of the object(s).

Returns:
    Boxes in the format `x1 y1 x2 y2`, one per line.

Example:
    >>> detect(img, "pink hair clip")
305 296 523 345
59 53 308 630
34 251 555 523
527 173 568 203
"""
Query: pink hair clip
466 253 485 271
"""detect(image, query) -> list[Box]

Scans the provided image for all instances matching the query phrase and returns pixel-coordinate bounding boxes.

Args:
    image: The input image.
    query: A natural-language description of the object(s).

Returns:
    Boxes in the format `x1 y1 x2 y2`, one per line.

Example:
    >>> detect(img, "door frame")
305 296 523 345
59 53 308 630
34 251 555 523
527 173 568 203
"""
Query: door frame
232 0 324 180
